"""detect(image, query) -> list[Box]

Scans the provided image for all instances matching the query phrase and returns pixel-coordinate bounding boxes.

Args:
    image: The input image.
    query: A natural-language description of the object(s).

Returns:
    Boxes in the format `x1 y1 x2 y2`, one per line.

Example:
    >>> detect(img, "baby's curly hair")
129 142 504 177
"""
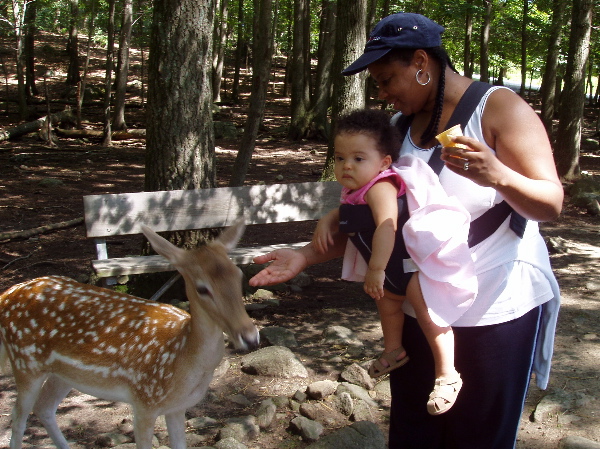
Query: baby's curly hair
335 109 401 162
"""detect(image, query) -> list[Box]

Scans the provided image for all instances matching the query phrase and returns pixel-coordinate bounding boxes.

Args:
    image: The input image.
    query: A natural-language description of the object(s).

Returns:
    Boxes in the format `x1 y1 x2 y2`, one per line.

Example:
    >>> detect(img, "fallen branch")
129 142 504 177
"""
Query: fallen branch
55 128 146 140
0 217 84 242
0 110 77 142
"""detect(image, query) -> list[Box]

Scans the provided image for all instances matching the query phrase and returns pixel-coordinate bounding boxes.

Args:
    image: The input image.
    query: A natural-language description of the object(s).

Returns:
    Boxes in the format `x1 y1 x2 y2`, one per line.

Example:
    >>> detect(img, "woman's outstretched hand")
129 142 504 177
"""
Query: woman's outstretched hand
249 249 309 286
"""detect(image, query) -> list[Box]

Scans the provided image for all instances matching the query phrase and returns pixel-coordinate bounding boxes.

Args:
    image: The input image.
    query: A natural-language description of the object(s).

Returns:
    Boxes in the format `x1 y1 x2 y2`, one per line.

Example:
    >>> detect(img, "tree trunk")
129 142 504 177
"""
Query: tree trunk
288 0 311 140
24 1 38 98
554 0 592 180
322 0 368 180
519 0 528 97
112 0 133 131
540 0 567 136
463 0 473 78
102 0 116 147
146 0 216 193
229 0 274 186
479 0 492 84
306 0 336 140
232 0 245 103
12 0 28 119
66 0 81 87
212 0 229 103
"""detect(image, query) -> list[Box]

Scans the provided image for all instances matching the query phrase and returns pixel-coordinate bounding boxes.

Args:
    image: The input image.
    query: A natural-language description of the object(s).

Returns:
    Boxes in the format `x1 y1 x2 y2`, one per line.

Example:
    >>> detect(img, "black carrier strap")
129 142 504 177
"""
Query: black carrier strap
395 81 527 247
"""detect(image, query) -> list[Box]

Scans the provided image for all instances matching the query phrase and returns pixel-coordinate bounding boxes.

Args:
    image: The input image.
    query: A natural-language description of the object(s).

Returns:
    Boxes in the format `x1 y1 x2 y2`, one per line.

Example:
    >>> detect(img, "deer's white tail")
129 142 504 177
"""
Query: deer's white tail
0 219 259 449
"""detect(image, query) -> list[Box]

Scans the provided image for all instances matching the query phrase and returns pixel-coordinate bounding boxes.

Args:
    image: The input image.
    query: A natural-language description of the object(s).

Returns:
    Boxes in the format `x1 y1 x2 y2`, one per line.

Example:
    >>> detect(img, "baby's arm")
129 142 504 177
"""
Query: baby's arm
363 179 399 300
312 208 340 254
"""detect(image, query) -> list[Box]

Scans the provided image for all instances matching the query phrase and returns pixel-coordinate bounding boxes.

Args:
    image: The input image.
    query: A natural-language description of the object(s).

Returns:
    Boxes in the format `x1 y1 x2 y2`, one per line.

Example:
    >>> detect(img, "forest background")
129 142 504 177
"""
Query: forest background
1 1 600 448
1 0 599 200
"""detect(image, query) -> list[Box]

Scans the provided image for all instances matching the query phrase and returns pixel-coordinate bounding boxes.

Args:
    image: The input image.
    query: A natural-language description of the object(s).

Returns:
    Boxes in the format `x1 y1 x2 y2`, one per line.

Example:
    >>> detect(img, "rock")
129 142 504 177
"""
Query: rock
304 421 386 449
240 346 308 378
187 416 219 430
373 378 392 401
336 382 378 408
260 326 298 348
533 390 594 422
256 398 277 429
289 271 312 288
95 432 133 447
306 380 339 400
558 435 600 449
299 401 347 427
250 289 276 301
227 393 253 407
351 399 376 422
332 391 354 416
214 436 248 449
218 416 259 442
340 363 375 391
290 416 324 442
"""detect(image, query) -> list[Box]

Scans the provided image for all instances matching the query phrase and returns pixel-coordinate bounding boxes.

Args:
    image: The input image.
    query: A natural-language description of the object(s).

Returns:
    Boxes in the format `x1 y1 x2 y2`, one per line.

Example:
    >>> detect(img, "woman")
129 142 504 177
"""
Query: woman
250 12 563 449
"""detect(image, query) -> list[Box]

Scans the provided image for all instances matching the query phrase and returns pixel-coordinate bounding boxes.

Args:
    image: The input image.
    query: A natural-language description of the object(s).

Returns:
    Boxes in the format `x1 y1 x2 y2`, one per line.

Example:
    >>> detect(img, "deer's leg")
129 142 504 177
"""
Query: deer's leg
132 408 158 449
10 374 46 449
164 410 186 449
32 375 72 449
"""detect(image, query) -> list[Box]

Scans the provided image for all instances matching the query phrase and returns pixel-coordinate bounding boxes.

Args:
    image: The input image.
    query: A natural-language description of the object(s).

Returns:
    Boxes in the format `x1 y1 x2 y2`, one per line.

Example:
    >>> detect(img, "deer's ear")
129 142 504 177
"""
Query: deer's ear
141 225 185 262
217 218 245 251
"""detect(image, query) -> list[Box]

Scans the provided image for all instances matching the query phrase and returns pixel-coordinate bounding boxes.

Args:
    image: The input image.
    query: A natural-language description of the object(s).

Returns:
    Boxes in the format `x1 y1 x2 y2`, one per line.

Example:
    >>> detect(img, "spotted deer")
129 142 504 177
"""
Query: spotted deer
0 220 260 449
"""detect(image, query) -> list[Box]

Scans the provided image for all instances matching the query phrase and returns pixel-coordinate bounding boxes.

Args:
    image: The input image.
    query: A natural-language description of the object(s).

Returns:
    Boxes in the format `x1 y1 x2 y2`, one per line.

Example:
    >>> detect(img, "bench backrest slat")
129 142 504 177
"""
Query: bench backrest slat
83 181 342 238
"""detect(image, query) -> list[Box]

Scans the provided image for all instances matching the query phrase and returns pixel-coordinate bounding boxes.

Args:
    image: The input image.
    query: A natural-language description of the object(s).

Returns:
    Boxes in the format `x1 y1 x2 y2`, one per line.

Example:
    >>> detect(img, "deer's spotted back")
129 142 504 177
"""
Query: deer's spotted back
0 276 191 402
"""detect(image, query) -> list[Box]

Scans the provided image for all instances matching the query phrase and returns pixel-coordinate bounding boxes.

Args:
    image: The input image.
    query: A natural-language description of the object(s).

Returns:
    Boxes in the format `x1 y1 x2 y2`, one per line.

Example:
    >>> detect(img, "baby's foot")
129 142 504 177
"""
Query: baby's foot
426 372 462 415
368 347 409 378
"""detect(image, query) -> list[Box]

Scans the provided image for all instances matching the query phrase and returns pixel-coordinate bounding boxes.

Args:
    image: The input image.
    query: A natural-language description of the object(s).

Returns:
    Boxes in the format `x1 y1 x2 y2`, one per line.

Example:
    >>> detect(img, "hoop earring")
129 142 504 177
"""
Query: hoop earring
416 69 431 86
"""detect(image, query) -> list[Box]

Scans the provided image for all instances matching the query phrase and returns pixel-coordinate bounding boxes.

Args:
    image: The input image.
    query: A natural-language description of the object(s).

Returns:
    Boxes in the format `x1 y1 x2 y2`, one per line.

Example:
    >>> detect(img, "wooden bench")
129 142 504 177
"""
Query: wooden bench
83 181 342 299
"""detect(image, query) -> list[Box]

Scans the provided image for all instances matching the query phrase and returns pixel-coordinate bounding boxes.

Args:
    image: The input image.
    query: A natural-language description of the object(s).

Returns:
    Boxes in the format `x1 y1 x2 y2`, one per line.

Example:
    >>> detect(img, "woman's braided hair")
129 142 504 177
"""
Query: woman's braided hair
380 47 458 146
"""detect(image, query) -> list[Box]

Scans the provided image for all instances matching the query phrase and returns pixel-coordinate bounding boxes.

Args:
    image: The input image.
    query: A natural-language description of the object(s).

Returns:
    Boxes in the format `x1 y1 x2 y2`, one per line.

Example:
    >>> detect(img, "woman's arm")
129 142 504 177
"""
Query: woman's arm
249 232 348 287
441 88 563 222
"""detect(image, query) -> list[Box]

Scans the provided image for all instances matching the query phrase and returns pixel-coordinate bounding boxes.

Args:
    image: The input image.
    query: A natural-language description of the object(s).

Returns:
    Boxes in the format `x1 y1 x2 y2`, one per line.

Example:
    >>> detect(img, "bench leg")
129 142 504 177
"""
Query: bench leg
149 273 182 301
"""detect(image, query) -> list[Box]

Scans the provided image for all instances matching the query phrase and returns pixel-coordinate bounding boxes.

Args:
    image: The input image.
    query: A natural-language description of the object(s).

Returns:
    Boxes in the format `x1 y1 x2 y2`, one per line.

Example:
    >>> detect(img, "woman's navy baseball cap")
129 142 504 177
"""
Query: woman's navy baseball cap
342 13 445 76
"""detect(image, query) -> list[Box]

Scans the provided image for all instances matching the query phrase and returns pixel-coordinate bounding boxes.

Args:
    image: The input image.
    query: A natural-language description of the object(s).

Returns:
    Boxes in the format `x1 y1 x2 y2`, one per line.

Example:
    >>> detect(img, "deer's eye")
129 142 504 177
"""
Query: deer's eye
196 283 211 296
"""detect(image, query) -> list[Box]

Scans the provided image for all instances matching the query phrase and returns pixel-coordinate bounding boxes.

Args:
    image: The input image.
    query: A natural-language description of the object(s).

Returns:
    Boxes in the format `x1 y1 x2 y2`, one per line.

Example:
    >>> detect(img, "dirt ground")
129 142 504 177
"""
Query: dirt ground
1 32 600 448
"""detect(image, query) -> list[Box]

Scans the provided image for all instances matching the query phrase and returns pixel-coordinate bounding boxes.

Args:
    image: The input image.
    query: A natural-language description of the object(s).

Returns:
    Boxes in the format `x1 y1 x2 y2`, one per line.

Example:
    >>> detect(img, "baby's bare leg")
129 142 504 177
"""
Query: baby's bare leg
376 293 407 358
406 274 457 379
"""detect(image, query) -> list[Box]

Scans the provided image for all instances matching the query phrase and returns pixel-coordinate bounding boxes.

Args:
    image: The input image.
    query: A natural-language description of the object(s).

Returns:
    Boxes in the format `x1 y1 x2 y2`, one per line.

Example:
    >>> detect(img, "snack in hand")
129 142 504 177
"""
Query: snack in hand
435 124 467 149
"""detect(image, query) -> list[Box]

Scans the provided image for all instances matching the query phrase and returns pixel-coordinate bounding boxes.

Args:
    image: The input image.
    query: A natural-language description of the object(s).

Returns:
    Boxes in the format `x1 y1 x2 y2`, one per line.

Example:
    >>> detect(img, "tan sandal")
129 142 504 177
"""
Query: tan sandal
427 373 463 415
368 347 409 378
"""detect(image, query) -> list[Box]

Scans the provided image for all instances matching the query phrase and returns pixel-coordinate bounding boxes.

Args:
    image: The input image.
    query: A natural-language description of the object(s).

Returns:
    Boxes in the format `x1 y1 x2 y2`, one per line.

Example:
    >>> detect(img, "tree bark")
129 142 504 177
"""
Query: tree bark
66 0 81 87
540 0 567 136
24 1 38 98
212 0 229 102
112 0 133 130
288 0 311 140
12 0 28 119
519 0 529 97
479 0 492 84
555 0 592 180
102 0 116 147
463 0 473 78
228 0 274 186
231 0 245 103
146 0 216 192
322 0 368 180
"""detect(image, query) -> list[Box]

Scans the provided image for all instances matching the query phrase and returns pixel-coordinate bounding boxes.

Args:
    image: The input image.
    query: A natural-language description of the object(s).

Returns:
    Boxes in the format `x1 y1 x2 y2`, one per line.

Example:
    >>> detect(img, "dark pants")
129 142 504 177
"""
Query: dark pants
388 306 542 449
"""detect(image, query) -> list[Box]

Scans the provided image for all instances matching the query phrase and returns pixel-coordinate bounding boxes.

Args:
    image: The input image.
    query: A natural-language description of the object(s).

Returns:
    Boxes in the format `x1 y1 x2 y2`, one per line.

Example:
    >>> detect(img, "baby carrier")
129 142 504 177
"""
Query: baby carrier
338 81 526 295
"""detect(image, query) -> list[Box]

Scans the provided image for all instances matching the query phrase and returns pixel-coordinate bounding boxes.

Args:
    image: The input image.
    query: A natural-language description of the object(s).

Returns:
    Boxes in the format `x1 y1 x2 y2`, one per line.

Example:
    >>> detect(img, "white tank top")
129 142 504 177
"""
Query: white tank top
393 86 556 327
